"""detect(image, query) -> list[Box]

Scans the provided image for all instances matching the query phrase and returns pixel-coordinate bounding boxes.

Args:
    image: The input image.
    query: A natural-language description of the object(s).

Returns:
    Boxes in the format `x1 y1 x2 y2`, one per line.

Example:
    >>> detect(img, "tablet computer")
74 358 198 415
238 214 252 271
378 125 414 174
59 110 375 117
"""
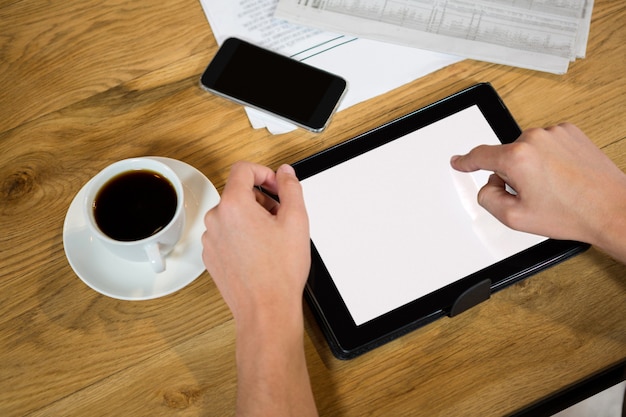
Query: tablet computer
293 83 589 359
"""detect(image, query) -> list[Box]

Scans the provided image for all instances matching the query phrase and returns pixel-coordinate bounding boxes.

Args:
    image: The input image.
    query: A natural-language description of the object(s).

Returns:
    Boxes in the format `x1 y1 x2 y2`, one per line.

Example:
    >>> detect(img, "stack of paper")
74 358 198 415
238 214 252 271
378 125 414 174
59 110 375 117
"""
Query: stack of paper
275 0 593 75
199 0 462 133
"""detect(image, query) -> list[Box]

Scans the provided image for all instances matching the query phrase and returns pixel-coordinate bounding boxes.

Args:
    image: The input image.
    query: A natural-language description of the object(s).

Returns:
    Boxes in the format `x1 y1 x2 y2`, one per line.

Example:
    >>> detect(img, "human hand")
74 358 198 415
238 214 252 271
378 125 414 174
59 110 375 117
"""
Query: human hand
201 161 311 323
202 162 317 416
450 123 626 261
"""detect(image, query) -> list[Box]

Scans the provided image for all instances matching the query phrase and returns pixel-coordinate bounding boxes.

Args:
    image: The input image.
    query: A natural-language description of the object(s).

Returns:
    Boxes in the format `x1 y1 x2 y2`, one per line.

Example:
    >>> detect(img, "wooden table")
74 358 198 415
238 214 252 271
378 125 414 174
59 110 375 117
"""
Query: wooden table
1 1 624 416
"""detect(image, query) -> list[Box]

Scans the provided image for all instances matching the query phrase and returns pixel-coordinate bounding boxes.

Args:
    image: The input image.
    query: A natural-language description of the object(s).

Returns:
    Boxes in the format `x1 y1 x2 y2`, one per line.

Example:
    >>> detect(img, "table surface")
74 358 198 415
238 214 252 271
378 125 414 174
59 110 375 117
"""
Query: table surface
1 1 625 416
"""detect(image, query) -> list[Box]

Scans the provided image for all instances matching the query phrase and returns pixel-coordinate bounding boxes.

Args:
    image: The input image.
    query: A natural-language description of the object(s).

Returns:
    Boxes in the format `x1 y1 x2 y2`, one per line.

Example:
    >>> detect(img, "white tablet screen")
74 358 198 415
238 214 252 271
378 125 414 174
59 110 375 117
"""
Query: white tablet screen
301 105 546 326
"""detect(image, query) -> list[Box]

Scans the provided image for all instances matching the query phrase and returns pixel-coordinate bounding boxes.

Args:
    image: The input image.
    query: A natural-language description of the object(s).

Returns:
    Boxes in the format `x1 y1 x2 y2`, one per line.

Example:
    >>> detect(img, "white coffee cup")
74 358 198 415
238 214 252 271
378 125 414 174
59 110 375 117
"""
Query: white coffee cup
83 158 185 273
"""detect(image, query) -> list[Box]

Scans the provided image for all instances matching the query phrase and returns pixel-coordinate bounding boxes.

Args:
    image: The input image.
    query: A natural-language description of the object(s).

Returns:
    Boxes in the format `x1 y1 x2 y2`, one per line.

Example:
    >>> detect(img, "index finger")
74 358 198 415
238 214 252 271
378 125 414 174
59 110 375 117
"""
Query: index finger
450 143 510 173
222 161 278 197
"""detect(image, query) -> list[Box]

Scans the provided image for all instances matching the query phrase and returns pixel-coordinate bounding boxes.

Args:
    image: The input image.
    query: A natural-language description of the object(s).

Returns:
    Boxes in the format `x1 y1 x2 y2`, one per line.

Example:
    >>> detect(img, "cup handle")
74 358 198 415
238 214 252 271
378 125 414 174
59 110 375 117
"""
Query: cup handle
145 242 165 273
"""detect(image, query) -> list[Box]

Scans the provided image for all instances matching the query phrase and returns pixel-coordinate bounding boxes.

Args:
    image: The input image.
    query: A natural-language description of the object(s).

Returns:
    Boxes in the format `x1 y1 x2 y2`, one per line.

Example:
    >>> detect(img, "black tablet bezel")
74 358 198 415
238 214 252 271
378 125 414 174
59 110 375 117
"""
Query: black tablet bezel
293 83 589 359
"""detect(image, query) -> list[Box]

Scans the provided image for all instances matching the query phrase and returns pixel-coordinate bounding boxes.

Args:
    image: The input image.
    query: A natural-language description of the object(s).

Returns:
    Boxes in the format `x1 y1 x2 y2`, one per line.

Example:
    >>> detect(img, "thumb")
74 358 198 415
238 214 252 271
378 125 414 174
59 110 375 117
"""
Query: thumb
275 165 308 222
477 174 520 228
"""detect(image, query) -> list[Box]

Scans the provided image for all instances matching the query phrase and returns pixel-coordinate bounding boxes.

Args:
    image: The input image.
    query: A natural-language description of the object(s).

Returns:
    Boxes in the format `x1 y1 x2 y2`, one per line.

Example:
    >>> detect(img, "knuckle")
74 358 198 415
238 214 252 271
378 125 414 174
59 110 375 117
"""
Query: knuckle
505 140 534 165
499 209 522 230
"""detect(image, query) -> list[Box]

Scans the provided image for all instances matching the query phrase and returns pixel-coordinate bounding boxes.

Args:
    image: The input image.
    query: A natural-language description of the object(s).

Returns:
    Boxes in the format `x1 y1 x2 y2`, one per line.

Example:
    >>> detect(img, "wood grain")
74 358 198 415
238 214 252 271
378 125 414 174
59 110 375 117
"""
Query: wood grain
1 0 624 416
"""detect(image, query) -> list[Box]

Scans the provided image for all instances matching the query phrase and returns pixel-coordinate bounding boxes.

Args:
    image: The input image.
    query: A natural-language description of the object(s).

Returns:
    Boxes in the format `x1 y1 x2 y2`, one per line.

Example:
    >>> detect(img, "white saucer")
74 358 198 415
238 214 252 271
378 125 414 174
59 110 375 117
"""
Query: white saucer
63 157 220 300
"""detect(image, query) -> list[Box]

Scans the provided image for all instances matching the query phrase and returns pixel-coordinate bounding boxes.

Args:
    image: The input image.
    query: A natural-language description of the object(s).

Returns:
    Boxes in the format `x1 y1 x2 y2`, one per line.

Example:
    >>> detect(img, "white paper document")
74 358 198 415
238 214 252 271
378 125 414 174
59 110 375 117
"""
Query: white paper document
198 0 463 133
275 0 594 74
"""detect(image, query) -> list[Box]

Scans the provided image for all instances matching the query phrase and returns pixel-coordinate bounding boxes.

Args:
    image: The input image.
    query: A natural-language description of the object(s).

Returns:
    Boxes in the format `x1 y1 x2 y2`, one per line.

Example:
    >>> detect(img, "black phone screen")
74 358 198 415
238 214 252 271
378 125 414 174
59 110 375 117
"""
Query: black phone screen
200 38 347 132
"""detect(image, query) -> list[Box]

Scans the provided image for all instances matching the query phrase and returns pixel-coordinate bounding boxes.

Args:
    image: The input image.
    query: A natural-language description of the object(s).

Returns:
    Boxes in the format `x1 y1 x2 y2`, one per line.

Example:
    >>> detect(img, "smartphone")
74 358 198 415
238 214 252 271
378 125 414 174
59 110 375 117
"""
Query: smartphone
200 38 348 132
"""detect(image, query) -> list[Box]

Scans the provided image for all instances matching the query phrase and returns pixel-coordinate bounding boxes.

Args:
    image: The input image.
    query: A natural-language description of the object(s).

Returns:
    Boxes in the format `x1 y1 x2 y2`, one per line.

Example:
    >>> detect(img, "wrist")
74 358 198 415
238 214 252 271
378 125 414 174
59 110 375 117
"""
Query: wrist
586 179 626 263
232 301 315 417
591 214 626 263
233 294 306 366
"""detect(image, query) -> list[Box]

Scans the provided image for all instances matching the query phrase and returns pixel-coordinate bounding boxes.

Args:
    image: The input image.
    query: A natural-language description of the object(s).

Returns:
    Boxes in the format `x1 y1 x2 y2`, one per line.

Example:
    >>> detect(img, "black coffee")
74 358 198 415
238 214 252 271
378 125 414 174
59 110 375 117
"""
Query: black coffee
94 170 178 241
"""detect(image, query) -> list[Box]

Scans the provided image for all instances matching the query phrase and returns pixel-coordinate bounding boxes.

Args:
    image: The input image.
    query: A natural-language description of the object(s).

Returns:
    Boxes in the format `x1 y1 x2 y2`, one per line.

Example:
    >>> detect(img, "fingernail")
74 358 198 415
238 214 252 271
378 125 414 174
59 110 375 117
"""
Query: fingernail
450 155 461 164
278 164 296 176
